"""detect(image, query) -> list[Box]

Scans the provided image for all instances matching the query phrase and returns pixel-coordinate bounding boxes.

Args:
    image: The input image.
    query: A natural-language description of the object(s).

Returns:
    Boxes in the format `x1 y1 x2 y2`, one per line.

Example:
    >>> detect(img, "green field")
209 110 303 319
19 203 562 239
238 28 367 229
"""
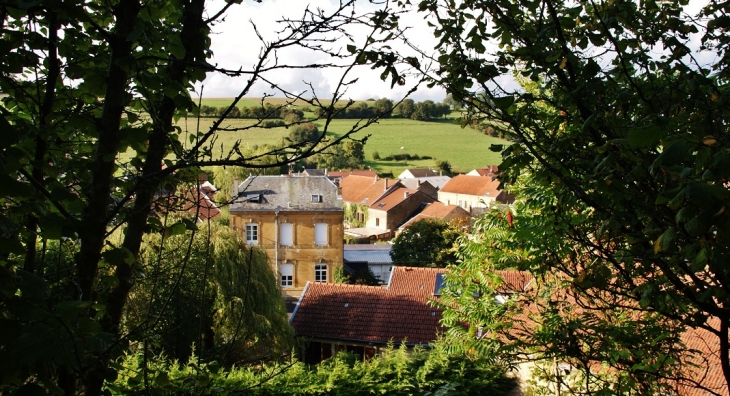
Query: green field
176 114 506 176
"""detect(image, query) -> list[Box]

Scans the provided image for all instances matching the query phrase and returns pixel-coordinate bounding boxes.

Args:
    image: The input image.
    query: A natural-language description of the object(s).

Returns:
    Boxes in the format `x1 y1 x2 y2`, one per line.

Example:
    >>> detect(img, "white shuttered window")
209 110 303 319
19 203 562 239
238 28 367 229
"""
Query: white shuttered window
279 223 293 246
314 223 328 245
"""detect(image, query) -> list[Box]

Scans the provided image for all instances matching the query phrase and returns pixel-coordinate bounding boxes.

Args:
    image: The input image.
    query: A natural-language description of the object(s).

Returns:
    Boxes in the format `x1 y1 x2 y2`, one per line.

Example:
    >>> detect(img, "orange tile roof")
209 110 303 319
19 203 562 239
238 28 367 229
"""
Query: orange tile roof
440 174 502 197
500 278 728 395
291 267 535 346
675 318 728 396
290 282 443 345
387 267 445 297
471 165 500 177
340 175 399 204
398 202 470 230
327 170 378 179
368 187 420 211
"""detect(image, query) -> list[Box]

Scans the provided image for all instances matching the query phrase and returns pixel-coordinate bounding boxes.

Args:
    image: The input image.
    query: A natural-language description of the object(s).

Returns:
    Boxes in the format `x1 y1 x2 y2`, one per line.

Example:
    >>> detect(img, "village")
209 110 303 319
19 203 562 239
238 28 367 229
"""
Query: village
182 166 726 395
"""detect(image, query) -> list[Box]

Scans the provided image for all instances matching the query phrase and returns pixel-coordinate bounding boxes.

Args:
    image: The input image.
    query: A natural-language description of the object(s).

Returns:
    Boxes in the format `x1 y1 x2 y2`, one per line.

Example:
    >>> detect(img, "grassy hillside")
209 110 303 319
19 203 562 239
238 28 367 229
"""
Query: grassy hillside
173 99 507 176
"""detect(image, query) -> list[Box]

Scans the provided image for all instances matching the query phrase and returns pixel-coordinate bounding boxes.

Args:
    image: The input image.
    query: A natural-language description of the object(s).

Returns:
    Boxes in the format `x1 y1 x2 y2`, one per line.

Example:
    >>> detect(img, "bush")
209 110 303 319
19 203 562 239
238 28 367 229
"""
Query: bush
435 159 452 175
372 151 381 160
261 120 285 128
109 343 516 395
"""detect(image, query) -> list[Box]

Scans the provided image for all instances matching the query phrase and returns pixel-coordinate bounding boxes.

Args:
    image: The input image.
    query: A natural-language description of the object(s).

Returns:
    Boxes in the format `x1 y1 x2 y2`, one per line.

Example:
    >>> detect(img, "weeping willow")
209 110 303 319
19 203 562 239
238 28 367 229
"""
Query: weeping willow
125 220 293 365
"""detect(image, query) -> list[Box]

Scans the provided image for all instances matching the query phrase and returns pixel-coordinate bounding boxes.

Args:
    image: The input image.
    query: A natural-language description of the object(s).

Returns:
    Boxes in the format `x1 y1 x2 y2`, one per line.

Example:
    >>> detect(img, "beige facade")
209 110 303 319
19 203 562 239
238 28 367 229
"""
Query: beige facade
230 211 344 299
437 190 495 212
229 175 344 300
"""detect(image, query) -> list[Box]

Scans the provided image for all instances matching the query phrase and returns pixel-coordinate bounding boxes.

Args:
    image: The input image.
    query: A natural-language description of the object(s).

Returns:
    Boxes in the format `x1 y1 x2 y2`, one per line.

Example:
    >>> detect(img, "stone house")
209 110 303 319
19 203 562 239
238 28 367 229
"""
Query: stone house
340 175 435 241
438 174 514 216
229 175 343 302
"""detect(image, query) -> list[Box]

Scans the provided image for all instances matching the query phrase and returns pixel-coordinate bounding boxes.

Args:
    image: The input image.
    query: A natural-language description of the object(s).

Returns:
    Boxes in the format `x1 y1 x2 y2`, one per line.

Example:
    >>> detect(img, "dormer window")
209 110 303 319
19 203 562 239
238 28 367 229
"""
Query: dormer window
311 194 323 203
246 193 261 203
377 203 386 208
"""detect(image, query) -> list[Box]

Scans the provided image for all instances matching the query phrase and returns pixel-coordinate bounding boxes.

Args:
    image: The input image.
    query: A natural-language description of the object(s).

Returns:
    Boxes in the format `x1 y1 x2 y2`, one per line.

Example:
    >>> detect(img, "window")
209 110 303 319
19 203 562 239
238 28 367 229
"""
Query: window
246 193 261 202
314 223 328 245
356 212 364 222
311 194 323 203
315 264 327 283
245 223 258 244
280 223 293 246
375 218 380 227
280 263 294 287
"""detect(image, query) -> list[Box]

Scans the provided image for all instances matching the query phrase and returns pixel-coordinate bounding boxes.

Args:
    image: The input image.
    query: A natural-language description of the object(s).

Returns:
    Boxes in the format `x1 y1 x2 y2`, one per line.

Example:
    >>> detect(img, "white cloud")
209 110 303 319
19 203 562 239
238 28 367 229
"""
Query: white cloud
198 0 446 102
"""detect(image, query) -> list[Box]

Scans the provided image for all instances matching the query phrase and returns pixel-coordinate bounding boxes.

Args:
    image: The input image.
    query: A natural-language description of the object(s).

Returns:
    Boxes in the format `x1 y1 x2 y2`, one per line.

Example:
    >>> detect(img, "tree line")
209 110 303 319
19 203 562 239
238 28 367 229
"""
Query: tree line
198 98 453 122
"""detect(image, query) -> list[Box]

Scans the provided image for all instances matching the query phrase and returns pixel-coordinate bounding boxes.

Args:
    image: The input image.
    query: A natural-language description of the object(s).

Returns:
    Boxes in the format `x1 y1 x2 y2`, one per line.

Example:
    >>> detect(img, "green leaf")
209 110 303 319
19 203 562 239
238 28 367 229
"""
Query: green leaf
0 237 25 254
102 247 135 266
628 125 666 149
492 96 514 111
163 222 187 238
155 371 170 386
38 216 64 240
653 228 675 253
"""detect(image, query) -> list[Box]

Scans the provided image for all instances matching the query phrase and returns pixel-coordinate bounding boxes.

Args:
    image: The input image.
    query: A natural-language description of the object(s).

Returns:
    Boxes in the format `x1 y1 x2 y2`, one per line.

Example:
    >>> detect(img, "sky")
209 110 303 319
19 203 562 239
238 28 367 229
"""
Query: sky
196 0 716 103
197 0 447 102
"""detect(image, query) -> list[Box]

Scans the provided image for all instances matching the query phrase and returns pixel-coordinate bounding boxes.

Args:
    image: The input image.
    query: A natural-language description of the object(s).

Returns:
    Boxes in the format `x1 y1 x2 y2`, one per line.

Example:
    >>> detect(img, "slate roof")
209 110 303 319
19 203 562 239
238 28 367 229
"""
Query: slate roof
399 176 452 190
400 168 439 178
229 175 341 212
302 169 326 177
343 244 393 264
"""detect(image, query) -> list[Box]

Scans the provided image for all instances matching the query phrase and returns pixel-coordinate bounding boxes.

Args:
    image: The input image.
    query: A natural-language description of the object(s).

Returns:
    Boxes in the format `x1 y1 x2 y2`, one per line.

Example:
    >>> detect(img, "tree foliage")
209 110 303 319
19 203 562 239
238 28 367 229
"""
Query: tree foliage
390 219 462 268
110 343 516 395
126 222 292 364
0 0 421 393
411 0 730 393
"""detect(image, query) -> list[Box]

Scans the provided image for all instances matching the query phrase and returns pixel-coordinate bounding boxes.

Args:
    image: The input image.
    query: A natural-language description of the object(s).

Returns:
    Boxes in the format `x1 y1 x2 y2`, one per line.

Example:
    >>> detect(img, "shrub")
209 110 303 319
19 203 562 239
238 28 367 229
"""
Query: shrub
372 151 381 160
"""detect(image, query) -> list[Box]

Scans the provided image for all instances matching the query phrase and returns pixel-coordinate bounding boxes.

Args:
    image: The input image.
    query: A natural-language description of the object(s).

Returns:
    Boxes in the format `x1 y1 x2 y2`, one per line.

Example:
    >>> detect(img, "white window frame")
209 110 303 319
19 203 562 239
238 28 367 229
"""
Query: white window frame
245 223 258 245
315 264 327 283
280 223 294 246
280 263 294 287
314 223 328 246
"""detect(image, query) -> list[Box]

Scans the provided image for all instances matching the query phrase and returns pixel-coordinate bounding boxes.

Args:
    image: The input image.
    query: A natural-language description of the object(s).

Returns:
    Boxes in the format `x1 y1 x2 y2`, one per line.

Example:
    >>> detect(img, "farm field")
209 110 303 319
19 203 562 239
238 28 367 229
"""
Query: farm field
175 114 507 176
319 118 505 175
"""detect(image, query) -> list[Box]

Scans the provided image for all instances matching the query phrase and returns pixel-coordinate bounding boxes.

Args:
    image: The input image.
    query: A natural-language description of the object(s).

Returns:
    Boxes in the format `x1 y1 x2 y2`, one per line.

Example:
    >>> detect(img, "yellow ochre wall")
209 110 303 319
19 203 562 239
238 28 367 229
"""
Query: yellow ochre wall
230 210 344 299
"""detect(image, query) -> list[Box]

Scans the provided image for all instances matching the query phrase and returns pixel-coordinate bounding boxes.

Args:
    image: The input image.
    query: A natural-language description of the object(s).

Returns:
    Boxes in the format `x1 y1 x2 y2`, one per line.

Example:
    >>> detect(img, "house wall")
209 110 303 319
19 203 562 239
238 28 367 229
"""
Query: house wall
438 191 495 214
364 196 436 238
230 210 344 299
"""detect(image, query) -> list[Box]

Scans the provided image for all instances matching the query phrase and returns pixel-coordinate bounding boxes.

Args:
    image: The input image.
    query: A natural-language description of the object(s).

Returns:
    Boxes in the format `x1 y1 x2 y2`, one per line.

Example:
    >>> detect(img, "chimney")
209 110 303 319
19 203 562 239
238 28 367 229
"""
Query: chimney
374 175 379 183
384 179 388 191
404 191 409 198
232 179 239 198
